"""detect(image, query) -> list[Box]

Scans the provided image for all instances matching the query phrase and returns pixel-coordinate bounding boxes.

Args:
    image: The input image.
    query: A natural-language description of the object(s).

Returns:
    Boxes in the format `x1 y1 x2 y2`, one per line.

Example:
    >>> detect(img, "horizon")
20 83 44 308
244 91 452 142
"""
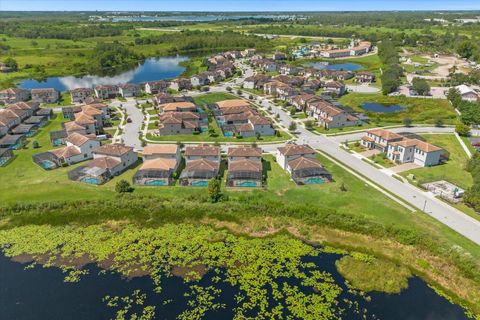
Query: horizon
1 0 480 12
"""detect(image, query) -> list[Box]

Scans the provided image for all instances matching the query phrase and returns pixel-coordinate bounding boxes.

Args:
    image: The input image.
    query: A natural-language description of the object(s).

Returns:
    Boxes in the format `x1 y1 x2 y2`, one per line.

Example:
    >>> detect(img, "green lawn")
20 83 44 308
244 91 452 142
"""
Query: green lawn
339 93 458 125
146 130 290 143
312 121 400 135
192 92 239 106
369 153 396 168
42 91 72 107
400 134 473 189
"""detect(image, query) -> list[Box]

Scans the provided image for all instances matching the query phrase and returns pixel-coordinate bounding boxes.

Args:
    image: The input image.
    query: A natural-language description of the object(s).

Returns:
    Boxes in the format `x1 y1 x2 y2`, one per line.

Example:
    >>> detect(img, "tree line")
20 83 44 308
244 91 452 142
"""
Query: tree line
378 40 403 95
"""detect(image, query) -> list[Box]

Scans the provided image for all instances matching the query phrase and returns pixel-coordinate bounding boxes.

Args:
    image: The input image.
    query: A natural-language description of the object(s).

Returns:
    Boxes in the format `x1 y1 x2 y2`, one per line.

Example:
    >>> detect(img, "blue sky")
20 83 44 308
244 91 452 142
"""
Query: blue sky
1 0 480 11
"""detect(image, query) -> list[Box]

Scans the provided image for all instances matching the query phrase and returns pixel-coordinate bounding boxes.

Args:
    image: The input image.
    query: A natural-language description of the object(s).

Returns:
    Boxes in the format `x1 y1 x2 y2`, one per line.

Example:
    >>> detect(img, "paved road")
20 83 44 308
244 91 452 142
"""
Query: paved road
111 99 144 151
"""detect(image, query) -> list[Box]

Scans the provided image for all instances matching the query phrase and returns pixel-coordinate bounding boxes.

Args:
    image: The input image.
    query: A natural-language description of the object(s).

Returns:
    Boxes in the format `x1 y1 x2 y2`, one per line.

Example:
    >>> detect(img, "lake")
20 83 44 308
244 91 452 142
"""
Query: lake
0 250 469 320
308 62 363 72
362 102 406 113
18 56 189 92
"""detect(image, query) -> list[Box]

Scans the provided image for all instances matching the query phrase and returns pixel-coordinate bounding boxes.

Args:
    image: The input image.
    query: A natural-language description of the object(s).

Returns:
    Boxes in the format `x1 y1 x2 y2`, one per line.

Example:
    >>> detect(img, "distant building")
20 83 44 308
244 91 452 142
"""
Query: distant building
70 88 94 104
455 84 479 102
0 88 30 104
31 88 59 104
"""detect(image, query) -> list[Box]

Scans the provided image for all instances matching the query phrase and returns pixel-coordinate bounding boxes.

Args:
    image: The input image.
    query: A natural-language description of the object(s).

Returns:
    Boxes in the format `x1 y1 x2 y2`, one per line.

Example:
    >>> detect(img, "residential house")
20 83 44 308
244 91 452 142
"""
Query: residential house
81 105 104 129
0 148 13 166
153 93 193 106
133 157 179 186
144 80 170 94
323 81 346 96
242 48 256 57
92 143 138 175
70 88 94 104
31 88 59 103
301 79 322 93
279 65 304 76
0 109 23 137
0 134 25 150
276 144 316 170
142 144 181 162
190 74 210 87
169 78 193 92
95 85 118 100
273 52 287 60
386 138 444 167
243 75 271 90
40 133 100 168
6 101 40 117
276 144 331 184
159 101 198 113
118 83 141 97
361 129 404 152
356 71 375 83
0 88 30 104
184 145 220 163
307 99 360 129
156 112 204 136
73 112 96 134
273 75 304 87
455 84 479 102
10 123 37 137
227 146 263 187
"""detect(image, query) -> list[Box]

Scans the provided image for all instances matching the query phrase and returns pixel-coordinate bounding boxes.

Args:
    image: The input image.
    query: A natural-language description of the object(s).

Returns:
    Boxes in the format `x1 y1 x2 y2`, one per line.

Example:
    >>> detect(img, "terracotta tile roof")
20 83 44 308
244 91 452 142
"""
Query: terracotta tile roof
81 105 103 116
160 101 196 112
64 121 86 132
184 159 219 172
65 132 92 147
140 158 177 171
221 105 253 115
235 123 254 132
216 99 250 109
249 115 271 125
49 145 81 158
277 144 316 156
228 159 262 172
184 145 220 157
227 147 262 157
393 138 443 152
31 88 57 94
93 144 134 157
0 88 29 95
143 144 178 156
88 156 121 169
74 112 96 125
288 156 323 171
367 129 403 141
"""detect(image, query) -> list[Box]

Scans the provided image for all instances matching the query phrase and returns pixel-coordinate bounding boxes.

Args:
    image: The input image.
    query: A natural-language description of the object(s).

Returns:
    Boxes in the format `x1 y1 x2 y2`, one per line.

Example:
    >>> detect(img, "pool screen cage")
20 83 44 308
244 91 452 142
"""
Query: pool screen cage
291 167 332 184
227 170 262 182
133 169 173 185
68 165 110 184
179 169 218 185
32 152 61 170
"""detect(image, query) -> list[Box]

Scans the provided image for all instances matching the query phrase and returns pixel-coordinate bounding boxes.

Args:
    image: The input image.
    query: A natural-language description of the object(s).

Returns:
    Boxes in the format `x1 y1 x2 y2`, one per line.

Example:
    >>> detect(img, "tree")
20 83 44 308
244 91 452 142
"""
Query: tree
447 88 462 108
288 121 297 132
304 120 314 130
289 107 296 116
411 77 430 96
3 57 18 71
115 180 132 193
434 118 444 127
226 86 232 92
457 40 475 59
208 178 222 203
236 89 242 95
256 132 261 140
32 140 39 149
455 123 470 136
403 118 412 127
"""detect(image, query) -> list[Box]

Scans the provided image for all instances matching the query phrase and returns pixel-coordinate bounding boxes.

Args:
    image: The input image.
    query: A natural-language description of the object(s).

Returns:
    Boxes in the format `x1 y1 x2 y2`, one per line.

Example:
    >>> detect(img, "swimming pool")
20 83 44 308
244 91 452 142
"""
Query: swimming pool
40 160 57 170
191 180 208 187
80 177 101 185
236 181 258 187
145 179 167 186
304 177 325 185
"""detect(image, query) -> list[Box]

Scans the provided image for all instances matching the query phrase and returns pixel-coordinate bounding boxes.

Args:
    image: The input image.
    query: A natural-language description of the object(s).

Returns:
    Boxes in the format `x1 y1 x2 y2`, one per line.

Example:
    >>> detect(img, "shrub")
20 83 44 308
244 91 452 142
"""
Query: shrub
208 178 222 203
289 121 297 132
32 141 40 149
455 123 470 136
115 180 133 193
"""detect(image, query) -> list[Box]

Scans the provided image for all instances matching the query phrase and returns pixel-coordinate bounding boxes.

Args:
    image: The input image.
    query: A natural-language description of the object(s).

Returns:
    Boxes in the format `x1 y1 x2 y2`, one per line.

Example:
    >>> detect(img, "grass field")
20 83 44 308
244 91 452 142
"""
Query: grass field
339 93 458 125
400 134 472 190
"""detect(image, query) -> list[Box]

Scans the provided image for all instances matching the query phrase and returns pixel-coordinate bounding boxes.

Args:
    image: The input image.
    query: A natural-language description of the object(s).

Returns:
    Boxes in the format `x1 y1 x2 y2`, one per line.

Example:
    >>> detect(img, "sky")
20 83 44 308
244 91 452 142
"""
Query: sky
1 0 480 12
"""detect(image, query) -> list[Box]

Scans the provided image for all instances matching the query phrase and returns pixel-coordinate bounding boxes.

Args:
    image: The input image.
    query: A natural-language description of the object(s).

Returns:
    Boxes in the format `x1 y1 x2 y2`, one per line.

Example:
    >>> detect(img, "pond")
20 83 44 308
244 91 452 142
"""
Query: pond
361 102 406 113
0 250 469 320
18 56 189 92
308 62 363 72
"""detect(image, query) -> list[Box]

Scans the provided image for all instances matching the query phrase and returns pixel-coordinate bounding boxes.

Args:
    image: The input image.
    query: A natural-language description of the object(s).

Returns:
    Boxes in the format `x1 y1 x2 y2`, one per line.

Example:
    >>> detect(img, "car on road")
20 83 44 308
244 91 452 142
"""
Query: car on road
127 118 132 123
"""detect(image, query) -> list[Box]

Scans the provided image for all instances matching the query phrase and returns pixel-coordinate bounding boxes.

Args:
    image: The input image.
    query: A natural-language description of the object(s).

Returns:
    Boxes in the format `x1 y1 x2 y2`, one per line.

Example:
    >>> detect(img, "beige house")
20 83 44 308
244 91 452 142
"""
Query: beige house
31 88 59 103
0 88 30 103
